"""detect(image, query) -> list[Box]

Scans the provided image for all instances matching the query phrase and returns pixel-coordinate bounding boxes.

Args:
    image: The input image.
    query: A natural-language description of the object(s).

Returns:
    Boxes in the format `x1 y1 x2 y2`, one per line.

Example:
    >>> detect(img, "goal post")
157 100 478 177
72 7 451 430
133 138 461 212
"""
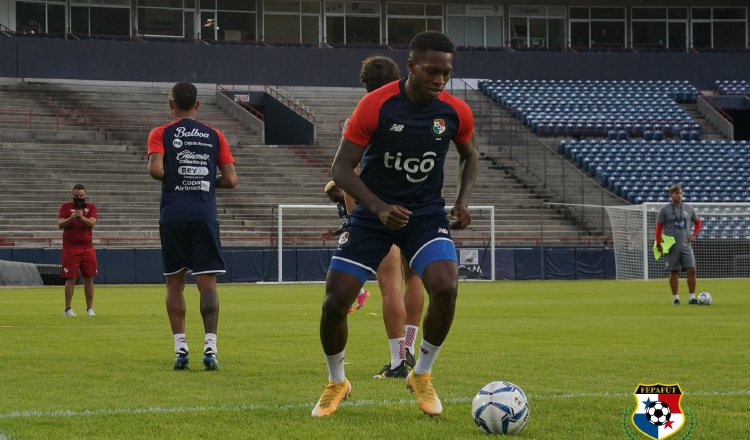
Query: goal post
276 204 496 282
605 203 750 280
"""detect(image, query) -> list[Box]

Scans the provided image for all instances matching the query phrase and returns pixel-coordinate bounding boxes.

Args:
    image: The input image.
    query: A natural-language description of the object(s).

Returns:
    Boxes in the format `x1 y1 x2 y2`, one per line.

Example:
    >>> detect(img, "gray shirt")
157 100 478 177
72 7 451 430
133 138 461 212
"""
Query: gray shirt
657 202 699 247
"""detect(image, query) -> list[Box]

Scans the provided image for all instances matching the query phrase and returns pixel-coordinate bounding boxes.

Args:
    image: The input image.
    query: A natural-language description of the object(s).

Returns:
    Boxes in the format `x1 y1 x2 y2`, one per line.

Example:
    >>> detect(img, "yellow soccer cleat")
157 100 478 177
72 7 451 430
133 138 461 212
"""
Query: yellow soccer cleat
311 379 351 417
406 371 443 416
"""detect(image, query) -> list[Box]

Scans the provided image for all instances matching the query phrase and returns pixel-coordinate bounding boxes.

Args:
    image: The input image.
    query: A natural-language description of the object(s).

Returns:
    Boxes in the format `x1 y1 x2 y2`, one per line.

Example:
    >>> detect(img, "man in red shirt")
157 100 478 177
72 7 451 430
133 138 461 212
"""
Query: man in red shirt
58 183 98 317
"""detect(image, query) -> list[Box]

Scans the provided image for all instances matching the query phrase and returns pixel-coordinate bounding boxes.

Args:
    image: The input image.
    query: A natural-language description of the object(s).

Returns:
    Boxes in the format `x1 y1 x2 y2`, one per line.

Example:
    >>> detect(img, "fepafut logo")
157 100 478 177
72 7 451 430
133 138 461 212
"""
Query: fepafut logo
621 383 696 440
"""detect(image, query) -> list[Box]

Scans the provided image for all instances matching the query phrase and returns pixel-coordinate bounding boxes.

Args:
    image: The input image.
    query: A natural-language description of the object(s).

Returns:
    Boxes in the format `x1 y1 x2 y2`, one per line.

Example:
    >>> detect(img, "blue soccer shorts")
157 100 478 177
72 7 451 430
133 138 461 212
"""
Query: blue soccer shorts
328 212 457 283
159 221 226 276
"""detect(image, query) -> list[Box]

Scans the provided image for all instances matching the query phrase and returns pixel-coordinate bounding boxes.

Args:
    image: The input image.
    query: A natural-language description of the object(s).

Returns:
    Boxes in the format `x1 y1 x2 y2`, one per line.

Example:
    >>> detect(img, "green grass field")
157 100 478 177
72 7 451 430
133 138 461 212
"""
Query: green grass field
1 279 748 439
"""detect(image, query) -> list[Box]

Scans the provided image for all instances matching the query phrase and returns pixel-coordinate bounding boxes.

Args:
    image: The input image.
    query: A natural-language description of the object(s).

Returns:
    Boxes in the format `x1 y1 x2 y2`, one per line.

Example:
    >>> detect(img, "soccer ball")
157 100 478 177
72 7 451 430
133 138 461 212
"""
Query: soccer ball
646 401 671 426
471 381 530 435
698 291 713 305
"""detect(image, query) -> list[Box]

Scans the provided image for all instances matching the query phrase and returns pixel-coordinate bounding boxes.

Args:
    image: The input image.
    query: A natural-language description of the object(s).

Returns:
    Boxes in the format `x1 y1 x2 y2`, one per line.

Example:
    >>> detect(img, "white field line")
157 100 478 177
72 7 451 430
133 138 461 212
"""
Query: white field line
1 389 748 421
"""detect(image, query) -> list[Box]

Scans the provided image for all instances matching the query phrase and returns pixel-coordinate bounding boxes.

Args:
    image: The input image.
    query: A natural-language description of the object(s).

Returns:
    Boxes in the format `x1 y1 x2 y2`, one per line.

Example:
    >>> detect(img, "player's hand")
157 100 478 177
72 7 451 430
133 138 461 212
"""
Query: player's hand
73 210 83 218
377 205 412 230
449 205 471 229
688 234 697 242
320 230 336 240
656 243 663 252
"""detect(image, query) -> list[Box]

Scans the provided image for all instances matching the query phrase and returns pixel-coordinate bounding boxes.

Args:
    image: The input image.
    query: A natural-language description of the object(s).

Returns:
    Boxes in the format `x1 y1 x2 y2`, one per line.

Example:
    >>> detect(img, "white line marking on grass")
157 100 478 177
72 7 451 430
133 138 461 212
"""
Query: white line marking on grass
1 389 748 420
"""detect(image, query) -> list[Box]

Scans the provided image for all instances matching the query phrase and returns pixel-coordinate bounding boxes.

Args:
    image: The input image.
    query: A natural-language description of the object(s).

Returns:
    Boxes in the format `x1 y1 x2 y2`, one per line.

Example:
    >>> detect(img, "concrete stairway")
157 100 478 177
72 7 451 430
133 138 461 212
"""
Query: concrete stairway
0 80 612 248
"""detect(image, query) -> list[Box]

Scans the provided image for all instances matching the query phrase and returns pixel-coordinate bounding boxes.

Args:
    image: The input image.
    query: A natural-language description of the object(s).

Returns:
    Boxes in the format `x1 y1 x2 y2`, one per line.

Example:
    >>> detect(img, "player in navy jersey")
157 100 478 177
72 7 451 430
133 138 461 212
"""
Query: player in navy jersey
147 82 237 371
312 31 478 417
352 55 425 379
321 179 370 313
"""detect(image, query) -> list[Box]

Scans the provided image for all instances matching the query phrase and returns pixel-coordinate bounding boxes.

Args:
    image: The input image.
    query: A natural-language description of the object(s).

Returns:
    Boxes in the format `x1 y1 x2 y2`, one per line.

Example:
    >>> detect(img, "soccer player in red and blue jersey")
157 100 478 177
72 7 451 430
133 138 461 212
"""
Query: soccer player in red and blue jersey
312 31 478 417
147 82 237 371
58 183 98 317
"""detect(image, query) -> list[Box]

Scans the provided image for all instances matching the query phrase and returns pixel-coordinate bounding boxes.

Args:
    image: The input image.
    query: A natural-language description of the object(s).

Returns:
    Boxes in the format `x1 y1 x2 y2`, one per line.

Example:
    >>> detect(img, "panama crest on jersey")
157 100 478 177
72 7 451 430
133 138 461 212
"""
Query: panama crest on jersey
432 118 446 136
631 383 685 439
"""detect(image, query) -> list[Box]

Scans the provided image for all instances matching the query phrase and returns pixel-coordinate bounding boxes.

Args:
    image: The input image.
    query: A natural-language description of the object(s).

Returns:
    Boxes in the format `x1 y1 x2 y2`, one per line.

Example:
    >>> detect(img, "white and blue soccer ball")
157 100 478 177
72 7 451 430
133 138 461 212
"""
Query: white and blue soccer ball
698 291 713 305
471 381 530 435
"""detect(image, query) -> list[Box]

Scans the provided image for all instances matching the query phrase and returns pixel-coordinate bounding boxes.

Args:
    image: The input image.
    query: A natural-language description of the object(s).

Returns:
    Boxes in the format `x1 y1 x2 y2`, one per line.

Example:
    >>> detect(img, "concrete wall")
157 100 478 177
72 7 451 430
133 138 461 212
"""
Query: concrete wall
2 37 750 89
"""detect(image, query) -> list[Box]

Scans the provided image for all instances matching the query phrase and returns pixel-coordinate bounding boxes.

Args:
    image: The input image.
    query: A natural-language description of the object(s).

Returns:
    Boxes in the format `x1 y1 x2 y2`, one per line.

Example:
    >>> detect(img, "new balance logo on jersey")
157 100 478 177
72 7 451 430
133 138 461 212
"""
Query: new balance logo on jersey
438 228 448 234
389 124 404 132
384 151 436 183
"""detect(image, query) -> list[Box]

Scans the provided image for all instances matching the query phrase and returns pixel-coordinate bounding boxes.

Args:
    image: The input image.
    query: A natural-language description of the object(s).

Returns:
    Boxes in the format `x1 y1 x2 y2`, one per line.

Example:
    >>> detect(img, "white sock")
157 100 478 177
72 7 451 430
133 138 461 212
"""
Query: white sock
688 292 696 300
325 350 346 383
413 340 441 374
173 333 188 354
204 333 217 354
359 288 366 296
388 338 405 369
673 294 680 301
404 325 419 353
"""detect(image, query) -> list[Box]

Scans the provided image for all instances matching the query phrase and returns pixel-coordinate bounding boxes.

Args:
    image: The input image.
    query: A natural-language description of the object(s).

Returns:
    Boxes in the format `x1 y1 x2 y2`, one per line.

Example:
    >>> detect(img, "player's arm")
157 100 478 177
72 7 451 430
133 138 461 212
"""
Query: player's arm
78 215 97 229
148 153 164 181
342 165 361 214
331 138 411 229
147 128 165 181
450 134 479 230
217 163 238 188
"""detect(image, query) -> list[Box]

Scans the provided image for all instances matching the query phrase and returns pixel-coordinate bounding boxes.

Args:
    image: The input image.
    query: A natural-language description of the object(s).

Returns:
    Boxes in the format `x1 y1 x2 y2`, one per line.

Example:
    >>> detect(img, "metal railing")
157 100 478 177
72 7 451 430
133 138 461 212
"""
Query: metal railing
264 85 316 123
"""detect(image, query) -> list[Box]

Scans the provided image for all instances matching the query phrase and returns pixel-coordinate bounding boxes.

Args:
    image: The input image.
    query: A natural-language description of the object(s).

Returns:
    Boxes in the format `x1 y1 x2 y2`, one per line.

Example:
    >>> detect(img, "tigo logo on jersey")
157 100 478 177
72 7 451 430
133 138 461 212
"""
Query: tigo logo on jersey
432 119 446 136
630 384 686 439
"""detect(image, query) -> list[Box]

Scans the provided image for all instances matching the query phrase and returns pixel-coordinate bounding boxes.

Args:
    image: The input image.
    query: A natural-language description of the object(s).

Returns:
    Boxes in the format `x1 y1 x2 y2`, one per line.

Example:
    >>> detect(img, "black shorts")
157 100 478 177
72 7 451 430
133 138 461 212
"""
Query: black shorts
159 221 226 276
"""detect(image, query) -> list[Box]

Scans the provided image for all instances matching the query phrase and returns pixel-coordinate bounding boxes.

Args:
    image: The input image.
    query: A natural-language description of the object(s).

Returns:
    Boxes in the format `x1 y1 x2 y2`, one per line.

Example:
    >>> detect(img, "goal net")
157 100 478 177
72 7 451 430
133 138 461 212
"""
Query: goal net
605 203 750 279
276 205 496 282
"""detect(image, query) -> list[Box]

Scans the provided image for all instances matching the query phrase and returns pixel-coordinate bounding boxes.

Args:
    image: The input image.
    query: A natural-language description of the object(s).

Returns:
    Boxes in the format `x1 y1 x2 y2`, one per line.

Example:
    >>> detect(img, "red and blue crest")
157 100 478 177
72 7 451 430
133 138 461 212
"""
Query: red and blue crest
631 383 685 439
432 118 446 136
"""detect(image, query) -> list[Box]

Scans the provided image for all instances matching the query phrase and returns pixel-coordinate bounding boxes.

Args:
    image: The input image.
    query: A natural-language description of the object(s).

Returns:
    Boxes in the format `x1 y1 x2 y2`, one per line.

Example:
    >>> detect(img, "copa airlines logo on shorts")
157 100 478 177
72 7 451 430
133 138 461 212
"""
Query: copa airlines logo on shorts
384 151 436 183
175 127 210 139
178 166 209 176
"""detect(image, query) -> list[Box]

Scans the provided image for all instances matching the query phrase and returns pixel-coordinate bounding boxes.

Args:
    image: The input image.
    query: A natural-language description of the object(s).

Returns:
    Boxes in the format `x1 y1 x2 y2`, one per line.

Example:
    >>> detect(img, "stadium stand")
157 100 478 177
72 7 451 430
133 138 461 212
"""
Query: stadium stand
560 138 750 206
715 80 750 96
480 79 701 139
0 80 602 249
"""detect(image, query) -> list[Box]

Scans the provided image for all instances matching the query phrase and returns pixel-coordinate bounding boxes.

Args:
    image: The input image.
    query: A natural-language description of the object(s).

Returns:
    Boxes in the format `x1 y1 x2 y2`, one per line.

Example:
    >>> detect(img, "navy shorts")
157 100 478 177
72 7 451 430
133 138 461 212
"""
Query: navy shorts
329 212 457 283
159 221 226 276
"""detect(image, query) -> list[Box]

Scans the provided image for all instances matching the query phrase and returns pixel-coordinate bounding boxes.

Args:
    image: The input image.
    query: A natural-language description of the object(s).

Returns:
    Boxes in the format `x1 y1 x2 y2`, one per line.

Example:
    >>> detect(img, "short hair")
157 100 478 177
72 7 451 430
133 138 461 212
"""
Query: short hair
170 82 198 111
669 183 683 194
73 184 86 191
408 31 455 60
360 56 400 93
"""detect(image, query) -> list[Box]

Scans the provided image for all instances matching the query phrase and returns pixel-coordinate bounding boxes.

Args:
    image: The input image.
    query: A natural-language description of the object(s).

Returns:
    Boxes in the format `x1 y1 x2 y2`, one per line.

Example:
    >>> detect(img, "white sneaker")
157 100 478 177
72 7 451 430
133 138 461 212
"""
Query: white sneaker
87 308 96 316
64 309 77 317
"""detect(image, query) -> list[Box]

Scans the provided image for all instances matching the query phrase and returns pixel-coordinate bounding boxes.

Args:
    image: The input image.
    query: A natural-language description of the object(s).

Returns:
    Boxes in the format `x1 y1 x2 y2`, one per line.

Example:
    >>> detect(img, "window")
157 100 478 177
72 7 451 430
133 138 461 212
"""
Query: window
386 2 443 45
509 5 565 50
691 7 747 50
201 0 256 41
569 6 625 49
632 7 688 50
446 4 503 48
15 1 46 34
324 1 380 45
264 0 320 44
